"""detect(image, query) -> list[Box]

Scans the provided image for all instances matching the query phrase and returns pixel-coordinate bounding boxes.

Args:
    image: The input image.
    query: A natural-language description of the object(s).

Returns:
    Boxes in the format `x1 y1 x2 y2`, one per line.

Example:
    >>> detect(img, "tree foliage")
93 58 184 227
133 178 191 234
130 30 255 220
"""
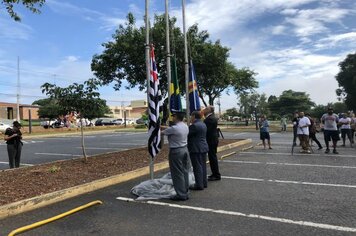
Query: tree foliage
335 52 356 111
91 13 258 106
268 90 315 117
1 0 45 21
239 92 268 118
32 98 64 119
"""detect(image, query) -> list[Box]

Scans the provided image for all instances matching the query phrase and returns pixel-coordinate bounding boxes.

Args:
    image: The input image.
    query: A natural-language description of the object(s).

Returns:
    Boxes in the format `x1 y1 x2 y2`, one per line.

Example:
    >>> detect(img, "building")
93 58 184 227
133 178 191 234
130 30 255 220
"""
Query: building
107 100 147 120
0 102 39 120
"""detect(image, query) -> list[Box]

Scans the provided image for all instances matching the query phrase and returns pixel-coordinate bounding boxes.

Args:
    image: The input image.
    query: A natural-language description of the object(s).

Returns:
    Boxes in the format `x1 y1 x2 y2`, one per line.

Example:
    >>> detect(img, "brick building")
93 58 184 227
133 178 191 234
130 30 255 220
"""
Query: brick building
0 102 39 120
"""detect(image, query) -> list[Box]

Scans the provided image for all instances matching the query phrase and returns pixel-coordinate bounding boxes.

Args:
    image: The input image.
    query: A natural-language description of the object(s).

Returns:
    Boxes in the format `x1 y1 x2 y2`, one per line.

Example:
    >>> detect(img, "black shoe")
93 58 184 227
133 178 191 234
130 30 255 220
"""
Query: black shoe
208 176 221 181
189 185 204 190
333 149 339 154
325 149 330 154
170 195 189 201
318 147 323 150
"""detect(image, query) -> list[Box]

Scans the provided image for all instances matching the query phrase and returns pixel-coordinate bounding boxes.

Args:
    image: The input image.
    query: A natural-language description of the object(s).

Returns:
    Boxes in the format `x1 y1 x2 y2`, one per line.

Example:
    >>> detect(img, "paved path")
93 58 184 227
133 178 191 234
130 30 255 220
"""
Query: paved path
1 132 356 235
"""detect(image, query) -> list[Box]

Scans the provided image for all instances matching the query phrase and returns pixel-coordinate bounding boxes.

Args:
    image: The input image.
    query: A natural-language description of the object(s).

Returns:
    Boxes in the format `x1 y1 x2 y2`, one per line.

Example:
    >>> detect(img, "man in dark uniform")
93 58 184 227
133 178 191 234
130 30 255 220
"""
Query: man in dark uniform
203 106 221 181
4 121 23 169
161 111 190 201
188 111 209 190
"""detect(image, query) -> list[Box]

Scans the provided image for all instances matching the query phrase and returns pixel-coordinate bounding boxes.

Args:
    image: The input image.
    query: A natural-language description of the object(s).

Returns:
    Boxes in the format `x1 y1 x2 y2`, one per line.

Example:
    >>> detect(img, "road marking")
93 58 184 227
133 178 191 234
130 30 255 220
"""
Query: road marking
0 161 33 166
233 133 246 136
116 197 356 233
240 151 356 158
75 147 119 150
222 176 356 189
223 160 356 169
35 153 82 157
270 132 276 136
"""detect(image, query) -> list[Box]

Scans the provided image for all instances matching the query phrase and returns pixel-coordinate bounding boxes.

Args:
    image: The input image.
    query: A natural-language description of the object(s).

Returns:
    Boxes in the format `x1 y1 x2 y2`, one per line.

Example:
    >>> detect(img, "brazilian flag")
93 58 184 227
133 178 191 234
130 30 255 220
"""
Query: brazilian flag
170 55 182 114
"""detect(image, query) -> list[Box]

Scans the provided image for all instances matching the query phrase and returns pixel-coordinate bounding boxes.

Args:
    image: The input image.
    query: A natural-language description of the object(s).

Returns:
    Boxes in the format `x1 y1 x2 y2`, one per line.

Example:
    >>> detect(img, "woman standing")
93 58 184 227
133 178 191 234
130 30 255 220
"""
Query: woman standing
4 121 23 169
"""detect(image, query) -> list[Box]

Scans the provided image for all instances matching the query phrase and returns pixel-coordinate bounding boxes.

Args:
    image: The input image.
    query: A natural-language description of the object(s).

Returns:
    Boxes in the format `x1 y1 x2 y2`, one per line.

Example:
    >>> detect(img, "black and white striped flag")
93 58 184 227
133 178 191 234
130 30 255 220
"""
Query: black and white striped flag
148 45 162 158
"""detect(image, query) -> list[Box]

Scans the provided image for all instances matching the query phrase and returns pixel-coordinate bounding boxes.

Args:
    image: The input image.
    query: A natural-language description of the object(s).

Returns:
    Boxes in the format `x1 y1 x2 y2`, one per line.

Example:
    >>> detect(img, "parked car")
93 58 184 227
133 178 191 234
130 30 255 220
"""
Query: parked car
0 122 11 133
94 118 115 126
112 118 124 125
40 119 64 129
136 118 148 126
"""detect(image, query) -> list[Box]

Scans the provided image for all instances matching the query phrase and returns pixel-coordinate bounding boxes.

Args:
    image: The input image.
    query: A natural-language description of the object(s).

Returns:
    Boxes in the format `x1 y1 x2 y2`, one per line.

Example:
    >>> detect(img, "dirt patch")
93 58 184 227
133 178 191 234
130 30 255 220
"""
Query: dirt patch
0 139 239 206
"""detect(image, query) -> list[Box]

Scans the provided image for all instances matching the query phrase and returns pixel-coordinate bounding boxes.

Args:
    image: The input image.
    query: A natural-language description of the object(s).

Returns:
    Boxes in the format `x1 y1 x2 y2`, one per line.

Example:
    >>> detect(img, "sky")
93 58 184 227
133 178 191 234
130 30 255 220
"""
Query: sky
0 0 355 110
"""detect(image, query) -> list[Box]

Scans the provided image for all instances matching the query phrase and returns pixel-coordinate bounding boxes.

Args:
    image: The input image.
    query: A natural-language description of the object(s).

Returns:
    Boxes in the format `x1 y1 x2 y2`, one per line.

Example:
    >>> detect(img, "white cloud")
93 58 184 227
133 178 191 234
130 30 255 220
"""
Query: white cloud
0 17 33 40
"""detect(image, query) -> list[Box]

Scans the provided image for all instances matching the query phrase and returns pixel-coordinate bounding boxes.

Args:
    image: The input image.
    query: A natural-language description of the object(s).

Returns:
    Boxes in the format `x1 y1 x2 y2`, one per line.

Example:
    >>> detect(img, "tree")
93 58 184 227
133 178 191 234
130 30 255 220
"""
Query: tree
41 79 111 161
224 107 239 119
239 92 268 118
268 90 315 117
32 98 64 120
91 13 258 106
1 0 45 21
335 52 356 111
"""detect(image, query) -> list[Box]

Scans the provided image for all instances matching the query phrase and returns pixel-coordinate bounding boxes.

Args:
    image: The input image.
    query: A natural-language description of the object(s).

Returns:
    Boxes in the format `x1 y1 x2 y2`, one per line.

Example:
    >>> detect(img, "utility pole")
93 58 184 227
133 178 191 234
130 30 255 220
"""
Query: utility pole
16 56 20 122
182 0 190 123
217 96 222 119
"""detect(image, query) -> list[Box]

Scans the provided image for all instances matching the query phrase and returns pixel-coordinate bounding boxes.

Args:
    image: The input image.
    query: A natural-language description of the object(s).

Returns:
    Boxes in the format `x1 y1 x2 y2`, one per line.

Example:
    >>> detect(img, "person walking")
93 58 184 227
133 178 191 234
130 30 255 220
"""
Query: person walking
4 121 23 169
339 113 353 147
188 111 209 190
297 112 311 153
161 111 190 201
259 115 272 149
292 112 299 146
306 114 322 150
321 107 340 154
203 106 221 181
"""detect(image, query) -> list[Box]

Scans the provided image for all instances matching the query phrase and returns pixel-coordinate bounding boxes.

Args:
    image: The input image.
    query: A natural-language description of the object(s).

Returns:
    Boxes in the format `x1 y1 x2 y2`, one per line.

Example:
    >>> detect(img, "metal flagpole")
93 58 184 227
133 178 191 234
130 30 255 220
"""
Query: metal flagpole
165 0 171 117
145 0 154 180
182 0 190 123
17 56 21 122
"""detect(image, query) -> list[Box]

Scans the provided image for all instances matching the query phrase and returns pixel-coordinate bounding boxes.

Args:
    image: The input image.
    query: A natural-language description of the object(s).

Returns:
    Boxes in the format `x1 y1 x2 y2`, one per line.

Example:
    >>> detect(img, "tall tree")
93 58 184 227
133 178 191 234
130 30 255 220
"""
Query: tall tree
269 90 315 117
239 92 268 118
335 52 356 111
41 79 110 161
1 0 45 21
91 13 258 106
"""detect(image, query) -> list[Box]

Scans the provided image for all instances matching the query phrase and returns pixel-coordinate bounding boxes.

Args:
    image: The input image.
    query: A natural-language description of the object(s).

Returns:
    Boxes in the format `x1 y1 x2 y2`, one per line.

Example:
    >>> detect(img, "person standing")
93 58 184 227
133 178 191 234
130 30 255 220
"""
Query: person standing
321 107 340 154
161 111 190 201
297 112 311 153
259 115 272 149
203 106 221 181
188 111 209 190
280 116 287 132
351 113 356 144
306 114 322 150
292 112 299 146
339 113 353 147
4 121 23 169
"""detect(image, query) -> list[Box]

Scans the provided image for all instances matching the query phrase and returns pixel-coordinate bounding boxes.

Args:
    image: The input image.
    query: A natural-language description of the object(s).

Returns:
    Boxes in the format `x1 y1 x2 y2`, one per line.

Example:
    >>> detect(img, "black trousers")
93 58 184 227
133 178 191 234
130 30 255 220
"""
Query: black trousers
309 133 322 148
7 144 22 168
208 143 220 178
293 127 298 145
190 152 207 189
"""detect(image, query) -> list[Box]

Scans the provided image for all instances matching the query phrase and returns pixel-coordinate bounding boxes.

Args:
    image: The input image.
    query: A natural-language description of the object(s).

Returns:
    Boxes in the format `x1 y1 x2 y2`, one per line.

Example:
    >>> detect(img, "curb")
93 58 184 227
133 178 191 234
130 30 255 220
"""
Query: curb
0 139 252 220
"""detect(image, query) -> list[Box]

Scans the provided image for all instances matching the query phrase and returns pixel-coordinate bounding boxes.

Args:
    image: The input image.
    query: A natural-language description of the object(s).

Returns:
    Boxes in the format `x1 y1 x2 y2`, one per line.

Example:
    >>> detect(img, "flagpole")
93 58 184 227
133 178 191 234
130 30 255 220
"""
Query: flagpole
182 0 190 123
165 0 172 118
145 0 154 180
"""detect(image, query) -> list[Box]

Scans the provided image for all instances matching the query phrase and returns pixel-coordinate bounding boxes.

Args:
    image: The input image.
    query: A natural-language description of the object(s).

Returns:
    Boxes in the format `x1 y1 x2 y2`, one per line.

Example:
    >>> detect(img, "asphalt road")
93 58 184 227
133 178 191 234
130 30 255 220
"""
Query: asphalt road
1 132 356 235
0 131 149 170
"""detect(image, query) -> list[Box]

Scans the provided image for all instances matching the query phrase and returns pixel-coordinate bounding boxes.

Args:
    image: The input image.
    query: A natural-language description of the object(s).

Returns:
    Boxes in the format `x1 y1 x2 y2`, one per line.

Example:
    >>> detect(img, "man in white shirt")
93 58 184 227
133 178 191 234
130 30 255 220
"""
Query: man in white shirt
297 112 311 153
321 107 340 154
339 113 353 147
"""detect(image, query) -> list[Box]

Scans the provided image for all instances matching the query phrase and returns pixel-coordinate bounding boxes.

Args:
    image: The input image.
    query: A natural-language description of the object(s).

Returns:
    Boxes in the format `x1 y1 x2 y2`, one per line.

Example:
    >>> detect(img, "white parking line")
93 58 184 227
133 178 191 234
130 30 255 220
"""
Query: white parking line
116 197 356 233
0 161 34 166
240 151 356 158
75 147 118 150
233 133 246 136
108 143 144 146
223 160 356 169
222 176 356 189
35 153 82 157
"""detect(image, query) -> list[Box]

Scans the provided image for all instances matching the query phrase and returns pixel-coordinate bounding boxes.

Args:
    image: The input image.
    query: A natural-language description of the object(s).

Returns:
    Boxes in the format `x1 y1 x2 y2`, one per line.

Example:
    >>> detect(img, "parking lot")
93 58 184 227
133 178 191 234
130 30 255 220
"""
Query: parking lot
1 132 356 235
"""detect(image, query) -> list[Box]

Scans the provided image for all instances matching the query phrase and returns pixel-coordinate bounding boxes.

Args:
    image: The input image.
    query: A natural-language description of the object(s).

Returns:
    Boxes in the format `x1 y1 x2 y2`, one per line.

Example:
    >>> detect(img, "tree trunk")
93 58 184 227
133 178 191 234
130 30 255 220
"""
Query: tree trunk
80 119 88 162
209 96 214 106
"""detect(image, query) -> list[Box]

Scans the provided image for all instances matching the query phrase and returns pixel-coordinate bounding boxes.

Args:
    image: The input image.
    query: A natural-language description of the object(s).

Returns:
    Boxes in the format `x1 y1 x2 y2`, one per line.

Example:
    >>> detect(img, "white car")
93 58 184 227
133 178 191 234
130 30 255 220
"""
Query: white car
0 122 11 133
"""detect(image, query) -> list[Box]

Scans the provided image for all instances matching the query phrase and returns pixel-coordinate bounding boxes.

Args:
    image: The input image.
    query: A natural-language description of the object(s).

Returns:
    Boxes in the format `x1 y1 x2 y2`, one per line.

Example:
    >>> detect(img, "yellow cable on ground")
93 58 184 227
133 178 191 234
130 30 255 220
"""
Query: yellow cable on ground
8 200 103 236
